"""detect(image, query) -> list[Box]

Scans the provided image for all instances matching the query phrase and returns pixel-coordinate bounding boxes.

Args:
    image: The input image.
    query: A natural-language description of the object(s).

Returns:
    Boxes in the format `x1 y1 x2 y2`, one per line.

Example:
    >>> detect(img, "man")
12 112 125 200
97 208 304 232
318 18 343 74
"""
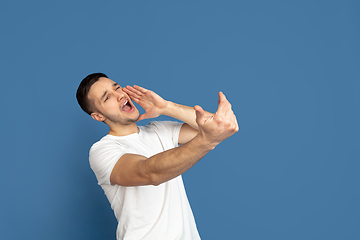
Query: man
76 73 238 240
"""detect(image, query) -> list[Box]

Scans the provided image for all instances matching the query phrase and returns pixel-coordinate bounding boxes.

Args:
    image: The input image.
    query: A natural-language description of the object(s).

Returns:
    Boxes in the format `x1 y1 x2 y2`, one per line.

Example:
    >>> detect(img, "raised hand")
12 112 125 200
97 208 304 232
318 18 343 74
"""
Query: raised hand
194 92 238 148
123 85 168 121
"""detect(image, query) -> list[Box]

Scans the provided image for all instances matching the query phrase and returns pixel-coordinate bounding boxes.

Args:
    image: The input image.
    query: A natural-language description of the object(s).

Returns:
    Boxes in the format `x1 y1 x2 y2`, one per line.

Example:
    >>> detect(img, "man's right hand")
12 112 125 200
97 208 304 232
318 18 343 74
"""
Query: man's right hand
194 92 239 149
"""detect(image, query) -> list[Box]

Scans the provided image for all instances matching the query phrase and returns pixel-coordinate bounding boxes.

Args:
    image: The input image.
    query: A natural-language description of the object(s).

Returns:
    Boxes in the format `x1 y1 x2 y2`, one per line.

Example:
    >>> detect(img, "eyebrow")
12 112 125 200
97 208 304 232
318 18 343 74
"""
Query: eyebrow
100 82 120 101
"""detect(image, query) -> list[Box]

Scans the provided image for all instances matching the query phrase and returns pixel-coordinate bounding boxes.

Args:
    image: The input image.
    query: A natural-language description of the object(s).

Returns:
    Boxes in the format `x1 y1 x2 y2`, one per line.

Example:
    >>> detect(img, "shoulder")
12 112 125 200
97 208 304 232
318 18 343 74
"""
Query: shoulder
88 136 128 186
145 121 184 148
89 135 125 165
90 135 120 152
147 121 183 131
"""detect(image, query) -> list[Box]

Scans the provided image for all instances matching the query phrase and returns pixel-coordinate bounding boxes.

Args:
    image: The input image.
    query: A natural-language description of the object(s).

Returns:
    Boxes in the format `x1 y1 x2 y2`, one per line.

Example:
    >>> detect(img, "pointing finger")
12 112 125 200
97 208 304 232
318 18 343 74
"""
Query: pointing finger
216 92 231 115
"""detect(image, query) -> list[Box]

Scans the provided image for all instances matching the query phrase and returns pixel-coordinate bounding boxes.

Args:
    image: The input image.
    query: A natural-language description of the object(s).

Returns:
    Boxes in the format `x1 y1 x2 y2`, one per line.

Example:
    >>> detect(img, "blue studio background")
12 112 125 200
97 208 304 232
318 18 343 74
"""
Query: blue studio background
1 1 359 239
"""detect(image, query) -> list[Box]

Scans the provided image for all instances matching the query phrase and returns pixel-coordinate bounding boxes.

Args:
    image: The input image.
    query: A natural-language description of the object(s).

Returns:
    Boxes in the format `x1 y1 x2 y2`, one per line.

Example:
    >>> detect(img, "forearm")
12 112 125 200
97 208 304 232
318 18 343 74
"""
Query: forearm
123 85 211 128
162 101 208 130
141 135 214 185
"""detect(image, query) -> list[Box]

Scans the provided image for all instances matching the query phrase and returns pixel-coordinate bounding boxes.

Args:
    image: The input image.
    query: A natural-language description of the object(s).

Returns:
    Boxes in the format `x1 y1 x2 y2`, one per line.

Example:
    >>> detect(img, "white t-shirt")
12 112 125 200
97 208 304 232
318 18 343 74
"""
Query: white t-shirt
89 121 201 240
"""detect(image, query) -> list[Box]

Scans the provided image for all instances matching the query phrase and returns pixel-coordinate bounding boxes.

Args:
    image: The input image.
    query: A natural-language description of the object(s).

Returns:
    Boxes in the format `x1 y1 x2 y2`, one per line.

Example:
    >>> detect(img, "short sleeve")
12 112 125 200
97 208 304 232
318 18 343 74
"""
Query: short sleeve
149 121 183 148
89 139 126 186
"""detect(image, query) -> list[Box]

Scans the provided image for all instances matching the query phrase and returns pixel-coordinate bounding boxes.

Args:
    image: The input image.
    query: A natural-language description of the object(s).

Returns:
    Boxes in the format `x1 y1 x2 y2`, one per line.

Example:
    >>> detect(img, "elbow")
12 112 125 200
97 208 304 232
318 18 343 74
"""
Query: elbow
140 159 166 186
147 173 164 186
139 159 172 186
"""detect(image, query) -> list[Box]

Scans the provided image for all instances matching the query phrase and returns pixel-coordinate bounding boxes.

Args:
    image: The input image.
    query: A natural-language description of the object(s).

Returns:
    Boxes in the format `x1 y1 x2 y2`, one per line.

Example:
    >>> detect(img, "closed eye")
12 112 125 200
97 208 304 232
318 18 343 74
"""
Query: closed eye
104 83 121 102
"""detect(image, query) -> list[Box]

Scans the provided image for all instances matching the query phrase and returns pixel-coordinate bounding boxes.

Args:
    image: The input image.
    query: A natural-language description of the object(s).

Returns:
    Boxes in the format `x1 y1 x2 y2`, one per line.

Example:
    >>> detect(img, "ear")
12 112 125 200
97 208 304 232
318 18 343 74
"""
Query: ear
91 112 106 122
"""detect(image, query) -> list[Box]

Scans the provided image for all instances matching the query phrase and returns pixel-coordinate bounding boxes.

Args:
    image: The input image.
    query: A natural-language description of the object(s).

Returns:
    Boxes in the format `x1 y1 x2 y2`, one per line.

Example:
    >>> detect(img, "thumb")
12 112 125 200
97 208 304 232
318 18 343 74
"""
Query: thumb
137 113 147 121
194 105 205 121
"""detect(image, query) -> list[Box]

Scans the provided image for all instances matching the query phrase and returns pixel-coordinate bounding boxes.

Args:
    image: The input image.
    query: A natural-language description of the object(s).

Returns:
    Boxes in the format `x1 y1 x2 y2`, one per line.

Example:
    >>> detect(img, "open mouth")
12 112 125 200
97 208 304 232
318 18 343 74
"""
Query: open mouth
122 99 133 112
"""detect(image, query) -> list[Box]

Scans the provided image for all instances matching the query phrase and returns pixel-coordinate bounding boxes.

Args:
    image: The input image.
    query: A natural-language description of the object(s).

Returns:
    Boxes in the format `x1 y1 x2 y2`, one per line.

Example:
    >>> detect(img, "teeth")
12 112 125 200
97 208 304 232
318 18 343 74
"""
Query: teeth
123 100 128 106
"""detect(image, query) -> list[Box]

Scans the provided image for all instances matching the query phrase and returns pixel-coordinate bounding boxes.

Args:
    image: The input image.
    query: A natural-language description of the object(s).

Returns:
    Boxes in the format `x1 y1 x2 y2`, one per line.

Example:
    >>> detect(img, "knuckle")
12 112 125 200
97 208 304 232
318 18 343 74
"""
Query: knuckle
224 120 232 127
233 125 239 132
215 116 223 123
226 121 238 132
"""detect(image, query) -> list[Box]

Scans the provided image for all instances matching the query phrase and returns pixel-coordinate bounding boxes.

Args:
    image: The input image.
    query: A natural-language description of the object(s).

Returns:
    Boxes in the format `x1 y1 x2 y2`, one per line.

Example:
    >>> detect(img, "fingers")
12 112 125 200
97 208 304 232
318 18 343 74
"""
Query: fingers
123 85 140 97
216 91 232 115
132 85 148 94
125 85 147 93
123 85 145 102
215 92 238 132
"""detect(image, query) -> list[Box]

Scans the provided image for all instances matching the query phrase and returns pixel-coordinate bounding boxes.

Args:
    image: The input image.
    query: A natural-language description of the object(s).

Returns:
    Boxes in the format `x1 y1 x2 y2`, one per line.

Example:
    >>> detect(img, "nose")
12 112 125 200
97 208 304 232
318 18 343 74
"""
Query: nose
115 89 125 102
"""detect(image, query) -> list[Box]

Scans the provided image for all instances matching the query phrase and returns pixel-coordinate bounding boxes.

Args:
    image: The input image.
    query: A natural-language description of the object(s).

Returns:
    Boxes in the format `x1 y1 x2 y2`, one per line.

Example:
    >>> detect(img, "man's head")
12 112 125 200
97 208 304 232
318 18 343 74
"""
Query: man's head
76 73 108 115
76 73 139 126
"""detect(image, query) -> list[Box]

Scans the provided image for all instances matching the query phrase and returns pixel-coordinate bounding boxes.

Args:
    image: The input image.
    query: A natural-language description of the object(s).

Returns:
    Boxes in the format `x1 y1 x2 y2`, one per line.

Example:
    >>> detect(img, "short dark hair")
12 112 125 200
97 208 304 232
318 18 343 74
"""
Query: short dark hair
76 73 108 115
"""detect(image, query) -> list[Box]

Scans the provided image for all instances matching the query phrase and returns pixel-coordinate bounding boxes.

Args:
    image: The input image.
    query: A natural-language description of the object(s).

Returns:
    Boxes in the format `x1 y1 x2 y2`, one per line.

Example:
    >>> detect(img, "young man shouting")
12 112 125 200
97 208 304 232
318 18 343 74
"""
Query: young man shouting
76 73 238 240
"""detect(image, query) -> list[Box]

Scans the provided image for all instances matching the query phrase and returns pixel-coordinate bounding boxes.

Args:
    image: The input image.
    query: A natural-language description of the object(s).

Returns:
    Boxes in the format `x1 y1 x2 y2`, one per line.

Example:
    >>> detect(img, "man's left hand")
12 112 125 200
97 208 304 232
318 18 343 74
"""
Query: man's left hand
123 85 168 121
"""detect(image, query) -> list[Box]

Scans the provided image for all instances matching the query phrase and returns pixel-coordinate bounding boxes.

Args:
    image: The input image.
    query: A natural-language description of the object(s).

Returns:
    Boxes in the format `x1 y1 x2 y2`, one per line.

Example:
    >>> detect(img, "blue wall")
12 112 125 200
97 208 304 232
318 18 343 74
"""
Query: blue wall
1 1 359 239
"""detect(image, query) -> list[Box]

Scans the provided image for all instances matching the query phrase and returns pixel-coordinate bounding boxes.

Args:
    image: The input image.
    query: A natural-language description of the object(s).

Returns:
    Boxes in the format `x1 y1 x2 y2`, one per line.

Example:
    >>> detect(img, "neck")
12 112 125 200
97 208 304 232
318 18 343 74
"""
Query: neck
108 121 139 136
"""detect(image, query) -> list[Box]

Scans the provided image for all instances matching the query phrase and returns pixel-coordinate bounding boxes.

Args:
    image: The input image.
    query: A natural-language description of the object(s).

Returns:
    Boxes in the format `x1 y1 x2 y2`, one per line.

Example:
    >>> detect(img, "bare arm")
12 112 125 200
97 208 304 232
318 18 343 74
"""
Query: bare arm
124 85 201 128
123 85 212 144
110 134 213 186
110 91 239 186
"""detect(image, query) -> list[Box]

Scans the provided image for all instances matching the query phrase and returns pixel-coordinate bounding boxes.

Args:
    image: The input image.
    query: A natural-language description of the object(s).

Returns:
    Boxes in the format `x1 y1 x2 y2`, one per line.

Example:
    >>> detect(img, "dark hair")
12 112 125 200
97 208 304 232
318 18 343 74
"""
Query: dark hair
76 73 108 115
